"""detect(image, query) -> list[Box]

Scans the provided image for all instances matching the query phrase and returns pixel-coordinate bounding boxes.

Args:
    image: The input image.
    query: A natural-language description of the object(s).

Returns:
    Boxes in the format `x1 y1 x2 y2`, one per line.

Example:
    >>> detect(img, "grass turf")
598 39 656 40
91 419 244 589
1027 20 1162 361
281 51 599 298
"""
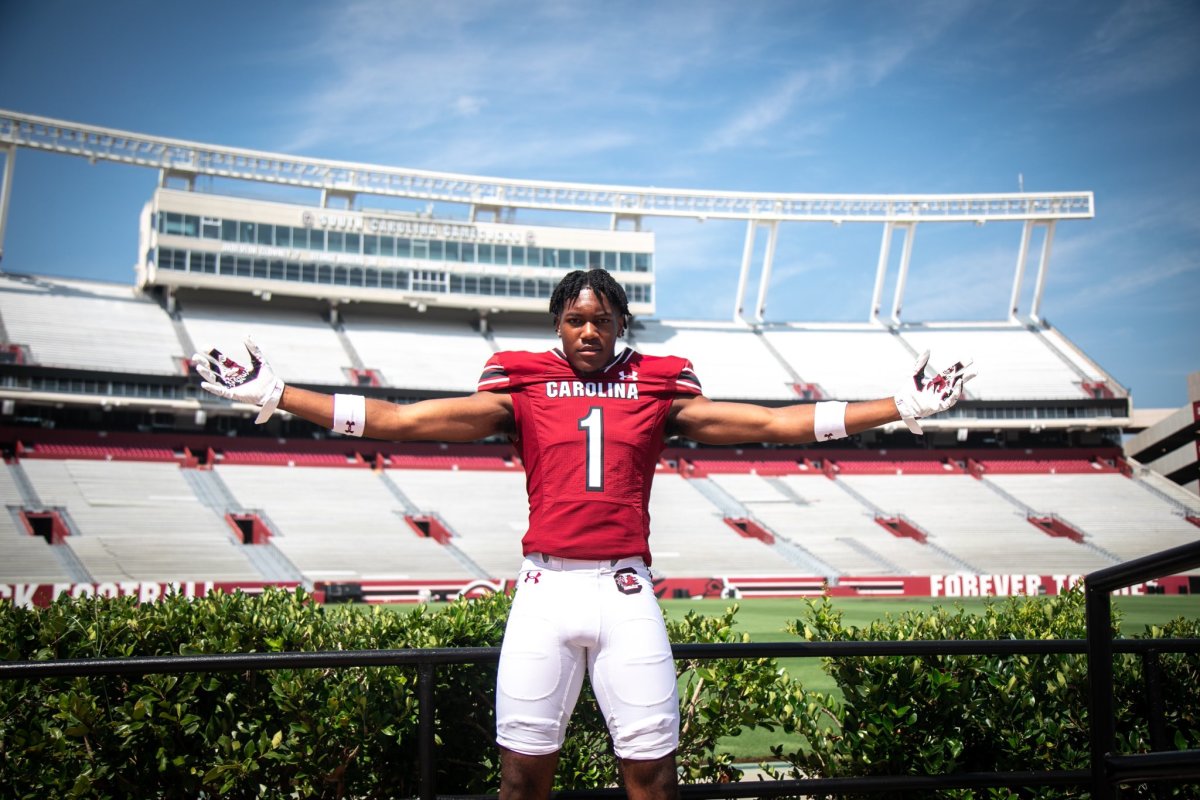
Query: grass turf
658 594 1200 761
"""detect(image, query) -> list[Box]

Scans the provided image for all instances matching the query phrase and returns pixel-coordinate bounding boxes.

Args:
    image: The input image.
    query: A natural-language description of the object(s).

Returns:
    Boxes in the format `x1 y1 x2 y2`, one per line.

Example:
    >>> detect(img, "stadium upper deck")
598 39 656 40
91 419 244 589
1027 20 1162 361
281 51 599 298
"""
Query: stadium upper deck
0 269 1129 441
0 109 1124 442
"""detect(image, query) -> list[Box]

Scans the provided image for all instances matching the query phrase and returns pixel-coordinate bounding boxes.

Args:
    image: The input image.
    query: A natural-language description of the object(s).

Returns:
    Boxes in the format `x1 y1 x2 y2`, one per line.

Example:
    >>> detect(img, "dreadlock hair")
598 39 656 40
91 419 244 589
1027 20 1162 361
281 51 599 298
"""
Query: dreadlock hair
549 268 632 333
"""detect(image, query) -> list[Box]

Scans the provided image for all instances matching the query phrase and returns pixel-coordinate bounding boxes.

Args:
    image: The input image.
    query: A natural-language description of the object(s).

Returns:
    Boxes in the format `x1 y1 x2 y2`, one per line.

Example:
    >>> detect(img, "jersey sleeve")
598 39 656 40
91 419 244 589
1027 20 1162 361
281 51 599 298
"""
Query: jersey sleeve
477 350 558 392
476 353 511 392
674 359 703 396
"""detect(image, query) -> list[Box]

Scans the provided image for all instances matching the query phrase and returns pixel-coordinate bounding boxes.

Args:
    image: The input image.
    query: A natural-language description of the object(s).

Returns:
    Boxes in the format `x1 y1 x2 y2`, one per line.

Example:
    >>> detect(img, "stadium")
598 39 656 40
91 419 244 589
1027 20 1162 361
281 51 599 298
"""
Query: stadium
0 109 1197 608
1 109 1199 799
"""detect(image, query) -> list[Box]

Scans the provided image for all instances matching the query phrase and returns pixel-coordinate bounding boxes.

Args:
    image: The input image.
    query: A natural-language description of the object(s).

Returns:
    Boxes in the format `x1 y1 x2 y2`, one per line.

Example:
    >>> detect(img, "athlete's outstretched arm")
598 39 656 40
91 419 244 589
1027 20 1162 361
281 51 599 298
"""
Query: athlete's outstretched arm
279 385 512 442
670 352 976 445
671 396 901 445
192 338 512 442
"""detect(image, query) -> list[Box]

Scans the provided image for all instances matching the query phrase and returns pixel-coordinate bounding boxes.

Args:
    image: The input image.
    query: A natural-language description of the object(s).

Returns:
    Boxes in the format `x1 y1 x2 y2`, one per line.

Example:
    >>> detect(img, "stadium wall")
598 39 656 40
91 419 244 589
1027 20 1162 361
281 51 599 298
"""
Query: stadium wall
3 572 1196 609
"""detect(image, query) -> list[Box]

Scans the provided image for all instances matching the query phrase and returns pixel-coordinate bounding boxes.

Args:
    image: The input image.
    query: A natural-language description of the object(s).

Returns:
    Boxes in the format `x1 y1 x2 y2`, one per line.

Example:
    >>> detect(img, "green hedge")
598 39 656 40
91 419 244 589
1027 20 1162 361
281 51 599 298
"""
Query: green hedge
767 590 1200 799
0 590 783 798
3 589 1197 799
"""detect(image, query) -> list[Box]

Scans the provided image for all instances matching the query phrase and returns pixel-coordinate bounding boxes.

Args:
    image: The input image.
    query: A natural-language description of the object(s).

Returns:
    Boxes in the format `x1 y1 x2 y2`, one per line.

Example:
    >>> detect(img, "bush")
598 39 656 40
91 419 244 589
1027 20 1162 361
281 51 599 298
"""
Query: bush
0 590 786 798
767 590 1200 799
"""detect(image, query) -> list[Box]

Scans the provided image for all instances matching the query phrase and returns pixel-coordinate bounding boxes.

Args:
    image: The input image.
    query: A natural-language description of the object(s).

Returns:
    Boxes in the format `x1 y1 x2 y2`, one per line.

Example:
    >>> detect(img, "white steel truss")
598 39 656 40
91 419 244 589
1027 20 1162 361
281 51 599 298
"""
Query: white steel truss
0 109 1095 322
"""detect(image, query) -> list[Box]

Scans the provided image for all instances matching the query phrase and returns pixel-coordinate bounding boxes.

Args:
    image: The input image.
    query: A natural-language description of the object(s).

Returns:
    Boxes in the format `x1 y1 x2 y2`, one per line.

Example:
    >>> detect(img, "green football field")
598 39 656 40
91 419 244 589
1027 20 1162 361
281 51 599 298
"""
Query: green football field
657 594 1200 761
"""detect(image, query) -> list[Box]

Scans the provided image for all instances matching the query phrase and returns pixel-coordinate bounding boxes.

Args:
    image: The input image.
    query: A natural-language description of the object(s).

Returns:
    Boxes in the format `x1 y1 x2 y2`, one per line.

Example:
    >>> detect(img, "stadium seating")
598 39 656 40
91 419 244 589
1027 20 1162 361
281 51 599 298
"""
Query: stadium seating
487 319 560 354
0 273 183 375
17 459 263 582
1 271 1190 591
389 468 530 577
838 474 1114 574
900 325 1107 401
987 473 1200 562
758 326 915 399
646 473 804 576
181 302 352 386
216 464 470 581
0 463 76 582
341 311 494 392
710 473 966 576
633 320 796 400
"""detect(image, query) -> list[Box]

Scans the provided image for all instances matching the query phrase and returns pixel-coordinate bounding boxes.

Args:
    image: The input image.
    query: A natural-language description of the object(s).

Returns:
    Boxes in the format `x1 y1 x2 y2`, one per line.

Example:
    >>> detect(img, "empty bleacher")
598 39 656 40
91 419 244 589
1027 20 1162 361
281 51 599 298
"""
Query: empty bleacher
646 472 802 576
487 319 560 355
341 311 493 391
987 473 1200 563
759 325 916 400
0 273 183 375
900 325 1104 401
216 464 469 581
17 459 262 582
633 320 796 401
838 474 1113 574
180 303 351 386
711 473 965 576
1 462 75 582
389 468 530 577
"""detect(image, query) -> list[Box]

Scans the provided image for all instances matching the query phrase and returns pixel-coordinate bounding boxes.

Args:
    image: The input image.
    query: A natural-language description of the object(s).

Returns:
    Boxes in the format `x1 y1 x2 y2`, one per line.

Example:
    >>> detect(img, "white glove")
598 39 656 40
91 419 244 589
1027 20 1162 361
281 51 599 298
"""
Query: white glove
192 337 285 424
894 351 976 435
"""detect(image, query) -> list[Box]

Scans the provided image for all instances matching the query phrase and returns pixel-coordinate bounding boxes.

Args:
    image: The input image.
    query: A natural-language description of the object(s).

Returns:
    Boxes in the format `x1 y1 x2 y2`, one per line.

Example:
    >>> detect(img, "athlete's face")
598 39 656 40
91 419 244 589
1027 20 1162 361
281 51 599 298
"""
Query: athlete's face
556 287 624 374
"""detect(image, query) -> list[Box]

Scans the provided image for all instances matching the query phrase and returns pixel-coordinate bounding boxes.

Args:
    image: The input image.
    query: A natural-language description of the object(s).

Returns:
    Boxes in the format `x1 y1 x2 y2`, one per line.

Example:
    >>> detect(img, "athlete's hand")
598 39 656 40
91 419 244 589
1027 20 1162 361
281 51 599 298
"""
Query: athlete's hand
192 337 285 424
894 351 976 435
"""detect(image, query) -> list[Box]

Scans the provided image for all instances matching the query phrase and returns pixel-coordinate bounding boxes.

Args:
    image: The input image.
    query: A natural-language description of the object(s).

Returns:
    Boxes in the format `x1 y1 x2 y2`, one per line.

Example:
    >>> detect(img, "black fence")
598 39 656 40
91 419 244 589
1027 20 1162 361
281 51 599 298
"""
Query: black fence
4 540 1200 798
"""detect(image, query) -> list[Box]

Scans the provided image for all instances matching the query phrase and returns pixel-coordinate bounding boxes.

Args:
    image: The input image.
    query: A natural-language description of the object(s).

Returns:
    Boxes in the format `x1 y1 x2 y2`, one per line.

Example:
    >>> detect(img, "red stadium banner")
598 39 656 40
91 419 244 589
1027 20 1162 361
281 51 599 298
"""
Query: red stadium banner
0 581 307 608
2 574 1193 608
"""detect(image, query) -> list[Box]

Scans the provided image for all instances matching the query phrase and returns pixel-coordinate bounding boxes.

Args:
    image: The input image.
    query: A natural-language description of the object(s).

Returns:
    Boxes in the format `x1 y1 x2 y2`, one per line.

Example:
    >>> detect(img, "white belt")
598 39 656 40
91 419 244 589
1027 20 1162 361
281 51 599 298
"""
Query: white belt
529 553 645 572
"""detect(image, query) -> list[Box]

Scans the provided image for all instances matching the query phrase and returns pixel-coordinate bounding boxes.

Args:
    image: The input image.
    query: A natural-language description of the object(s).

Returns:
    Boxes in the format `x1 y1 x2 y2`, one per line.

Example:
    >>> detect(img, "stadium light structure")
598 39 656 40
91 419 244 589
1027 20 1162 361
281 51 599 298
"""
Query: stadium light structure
0 109 1094 324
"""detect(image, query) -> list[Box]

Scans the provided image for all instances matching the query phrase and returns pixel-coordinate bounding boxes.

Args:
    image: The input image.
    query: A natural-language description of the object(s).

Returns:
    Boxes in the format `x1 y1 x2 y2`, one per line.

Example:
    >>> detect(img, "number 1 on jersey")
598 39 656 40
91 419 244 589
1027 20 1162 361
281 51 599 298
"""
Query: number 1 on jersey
578 407 604 492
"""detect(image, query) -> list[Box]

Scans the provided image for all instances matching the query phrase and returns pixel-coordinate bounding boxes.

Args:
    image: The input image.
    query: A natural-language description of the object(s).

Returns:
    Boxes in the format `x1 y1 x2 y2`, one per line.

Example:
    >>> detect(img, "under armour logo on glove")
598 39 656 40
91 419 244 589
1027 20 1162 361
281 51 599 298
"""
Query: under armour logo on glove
894 350 977 435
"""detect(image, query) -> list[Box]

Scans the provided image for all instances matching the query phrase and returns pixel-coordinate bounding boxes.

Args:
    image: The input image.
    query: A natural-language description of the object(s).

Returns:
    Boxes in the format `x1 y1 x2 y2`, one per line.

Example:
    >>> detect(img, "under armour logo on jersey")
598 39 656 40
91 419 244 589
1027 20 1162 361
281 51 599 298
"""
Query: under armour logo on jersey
523 571 542 584
613 567 642 595
618 368 639 382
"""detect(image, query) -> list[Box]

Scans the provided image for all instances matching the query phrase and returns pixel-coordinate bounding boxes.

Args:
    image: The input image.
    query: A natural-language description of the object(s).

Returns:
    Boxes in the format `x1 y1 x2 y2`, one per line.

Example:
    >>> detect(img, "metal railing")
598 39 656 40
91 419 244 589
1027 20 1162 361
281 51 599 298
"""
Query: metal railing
3 542 1200 798
1086 539 1200 799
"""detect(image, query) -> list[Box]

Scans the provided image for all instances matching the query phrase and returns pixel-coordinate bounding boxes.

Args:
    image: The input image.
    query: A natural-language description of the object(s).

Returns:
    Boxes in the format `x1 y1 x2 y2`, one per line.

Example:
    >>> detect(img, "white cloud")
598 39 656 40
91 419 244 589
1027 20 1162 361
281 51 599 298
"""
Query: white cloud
1063 0 1200 98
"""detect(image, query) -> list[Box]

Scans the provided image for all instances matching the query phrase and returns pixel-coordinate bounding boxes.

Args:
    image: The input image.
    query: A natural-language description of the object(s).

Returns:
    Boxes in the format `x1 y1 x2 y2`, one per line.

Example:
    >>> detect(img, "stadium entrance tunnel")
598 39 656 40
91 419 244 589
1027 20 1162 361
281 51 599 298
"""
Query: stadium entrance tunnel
19 510 70 544
225 513 271 545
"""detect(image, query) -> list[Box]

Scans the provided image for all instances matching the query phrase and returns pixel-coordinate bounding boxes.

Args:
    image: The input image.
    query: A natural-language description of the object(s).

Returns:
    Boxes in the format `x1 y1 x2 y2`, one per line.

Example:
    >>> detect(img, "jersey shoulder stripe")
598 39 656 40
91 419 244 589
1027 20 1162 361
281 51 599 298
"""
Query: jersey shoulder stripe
676 365 703 394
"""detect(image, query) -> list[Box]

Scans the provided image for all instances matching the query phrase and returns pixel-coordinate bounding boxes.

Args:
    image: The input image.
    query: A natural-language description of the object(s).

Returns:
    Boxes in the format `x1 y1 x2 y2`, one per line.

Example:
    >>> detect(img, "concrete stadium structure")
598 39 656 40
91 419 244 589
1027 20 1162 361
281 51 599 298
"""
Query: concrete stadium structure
1 110 1196 604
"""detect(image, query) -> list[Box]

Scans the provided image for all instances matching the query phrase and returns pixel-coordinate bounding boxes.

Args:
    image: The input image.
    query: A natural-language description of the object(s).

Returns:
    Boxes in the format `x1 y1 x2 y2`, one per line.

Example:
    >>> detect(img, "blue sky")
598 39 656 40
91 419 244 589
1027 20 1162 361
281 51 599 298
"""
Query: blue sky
1 0 1197 409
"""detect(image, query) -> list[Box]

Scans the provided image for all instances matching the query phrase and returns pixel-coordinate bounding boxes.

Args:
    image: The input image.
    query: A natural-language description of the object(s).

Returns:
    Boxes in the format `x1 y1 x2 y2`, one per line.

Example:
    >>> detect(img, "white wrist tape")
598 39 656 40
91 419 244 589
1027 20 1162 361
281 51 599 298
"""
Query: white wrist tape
332 394 366 438
813 400 849 442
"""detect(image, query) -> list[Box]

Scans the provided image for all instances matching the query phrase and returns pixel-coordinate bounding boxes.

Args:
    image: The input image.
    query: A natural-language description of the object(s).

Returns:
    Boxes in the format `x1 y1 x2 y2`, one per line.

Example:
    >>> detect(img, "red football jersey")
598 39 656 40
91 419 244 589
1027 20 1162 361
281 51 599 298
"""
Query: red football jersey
477 346 702 564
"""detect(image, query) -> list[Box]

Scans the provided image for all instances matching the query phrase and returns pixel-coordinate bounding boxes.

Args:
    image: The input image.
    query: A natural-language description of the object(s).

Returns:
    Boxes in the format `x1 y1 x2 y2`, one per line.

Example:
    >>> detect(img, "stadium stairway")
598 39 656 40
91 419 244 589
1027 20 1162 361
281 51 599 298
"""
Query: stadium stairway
685 476 840 576
833 478 982 573
377 471 421 515
378 472 491 578
1128 460 1200 519
237 520 306 583
3 461 93 580
977 476 1123 566
331 318 367 372
181 468 305 583
5 460 44 509
762 477 810 506
438 535 492 580
182 467 244 514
